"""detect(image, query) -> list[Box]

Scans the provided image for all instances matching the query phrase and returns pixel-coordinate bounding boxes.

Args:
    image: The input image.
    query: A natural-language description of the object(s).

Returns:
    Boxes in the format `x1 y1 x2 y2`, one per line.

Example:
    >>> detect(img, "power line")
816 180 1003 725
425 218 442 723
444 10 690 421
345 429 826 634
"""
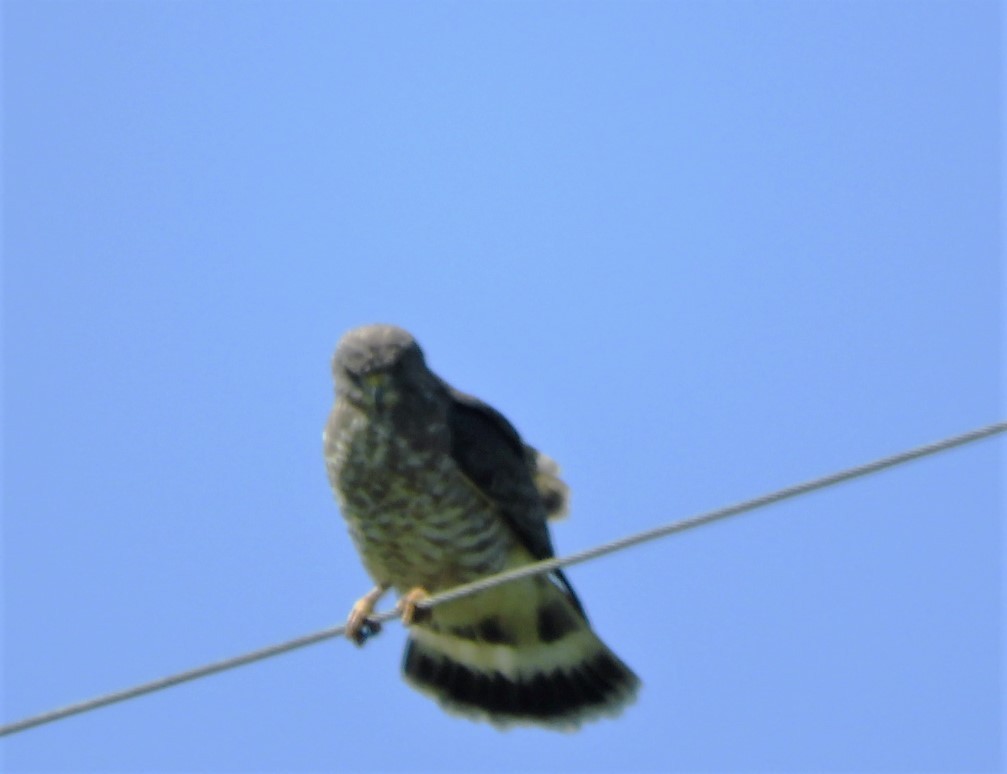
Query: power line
423 421 1006 608
2 421 1003 738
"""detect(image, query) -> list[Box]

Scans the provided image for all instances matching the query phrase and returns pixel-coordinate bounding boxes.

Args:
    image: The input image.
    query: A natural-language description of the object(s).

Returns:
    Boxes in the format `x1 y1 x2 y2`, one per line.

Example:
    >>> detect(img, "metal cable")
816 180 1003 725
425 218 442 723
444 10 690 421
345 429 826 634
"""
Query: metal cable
2 421 1003 738
423 421 1006 608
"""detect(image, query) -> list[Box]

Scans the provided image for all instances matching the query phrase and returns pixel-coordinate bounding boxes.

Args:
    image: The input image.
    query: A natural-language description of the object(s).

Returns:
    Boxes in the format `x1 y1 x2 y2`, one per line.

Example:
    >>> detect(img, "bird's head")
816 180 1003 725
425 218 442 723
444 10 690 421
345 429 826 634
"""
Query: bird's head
332 324 430 409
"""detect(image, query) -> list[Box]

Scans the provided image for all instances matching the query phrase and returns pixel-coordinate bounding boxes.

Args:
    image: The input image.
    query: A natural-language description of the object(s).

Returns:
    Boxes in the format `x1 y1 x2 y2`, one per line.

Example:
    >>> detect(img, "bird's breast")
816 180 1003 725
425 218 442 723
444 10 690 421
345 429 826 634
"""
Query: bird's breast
325 409 511 591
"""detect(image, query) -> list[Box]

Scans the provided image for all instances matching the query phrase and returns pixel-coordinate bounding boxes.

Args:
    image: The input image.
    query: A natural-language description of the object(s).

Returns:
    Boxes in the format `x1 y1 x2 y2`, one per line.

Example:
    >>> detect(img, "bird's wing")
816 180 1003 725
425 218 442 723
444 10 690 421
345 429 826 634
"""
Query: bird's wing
445 386 586 618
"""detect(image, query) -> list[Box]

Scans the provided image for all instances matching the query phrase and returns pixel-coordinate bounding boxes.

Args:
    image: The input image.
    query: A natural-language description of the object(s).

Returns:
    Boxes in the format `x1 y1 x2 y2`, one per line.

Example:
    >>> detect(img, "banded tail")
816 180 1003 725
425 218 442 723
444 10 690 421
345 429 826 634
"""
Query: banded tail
401 576 640 730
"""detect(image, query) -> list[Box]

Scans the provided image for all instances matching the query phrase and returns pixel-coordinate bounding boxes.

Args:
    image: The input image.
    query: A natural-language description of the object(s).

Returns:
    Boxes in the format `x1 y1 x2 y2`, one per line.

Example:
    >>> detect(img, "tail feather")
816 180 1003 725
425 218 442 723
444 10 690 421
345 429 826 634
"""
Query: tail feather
401 581 639 730
403 637 638 728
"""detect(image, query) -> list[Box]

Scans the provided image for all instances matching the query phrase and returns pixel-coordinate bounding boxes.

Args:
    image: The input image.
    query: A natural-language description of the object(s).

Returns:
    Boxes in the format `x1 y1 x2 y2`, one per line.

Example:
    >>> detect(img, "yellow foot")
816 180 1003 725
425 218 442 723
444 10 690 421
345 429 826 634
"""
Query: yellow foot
395 586 431 626
346 585 387 646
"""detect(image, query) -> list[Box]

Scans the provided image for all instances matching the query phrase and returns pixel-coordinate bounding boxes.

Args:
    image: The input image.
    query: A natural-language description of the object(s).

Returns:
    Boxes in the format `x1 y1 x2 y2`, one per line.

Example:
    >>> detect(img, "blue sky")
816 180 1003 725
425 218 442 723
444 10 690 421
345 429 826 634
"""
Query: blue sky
3 1 1001 771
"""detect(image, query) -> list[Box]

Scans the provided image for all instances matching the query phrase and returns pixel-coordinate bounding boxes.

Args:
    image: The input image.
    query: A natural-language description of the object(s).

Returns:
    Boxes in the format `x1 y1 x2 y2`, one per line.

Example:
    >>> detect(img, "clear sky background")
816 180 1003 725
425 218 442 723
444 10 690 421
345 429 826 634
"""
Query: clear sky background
3 2 1002 772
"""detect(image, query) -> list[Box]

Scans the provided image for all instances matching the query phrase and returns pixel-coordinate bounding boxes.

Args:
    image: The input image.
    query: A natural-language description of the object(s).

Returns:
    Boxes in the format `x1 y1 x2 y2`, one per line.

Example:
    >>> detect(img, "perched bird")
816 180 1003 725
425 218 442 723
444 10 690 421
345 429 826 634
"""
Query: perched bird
323 324 640 729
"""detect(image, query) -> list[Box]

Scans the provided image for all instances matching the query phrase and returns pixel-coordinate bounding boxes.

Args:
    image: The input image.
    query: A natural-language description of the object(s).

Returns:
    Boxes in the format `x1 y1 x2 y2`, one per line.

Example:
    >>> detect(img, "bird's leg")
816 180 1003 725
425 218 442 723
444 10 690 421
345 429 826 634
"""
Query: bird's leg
395 586 432 626
346 584 388 646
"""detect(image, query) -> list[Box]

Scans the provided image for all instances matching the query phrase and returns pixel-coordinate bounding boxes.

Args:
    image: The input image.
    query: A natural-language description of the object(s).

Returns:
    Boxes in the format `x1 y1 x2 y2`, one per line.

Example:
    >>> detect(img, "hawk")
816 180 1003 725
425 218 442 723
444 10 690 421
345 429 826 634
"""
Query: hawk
323 324 640 729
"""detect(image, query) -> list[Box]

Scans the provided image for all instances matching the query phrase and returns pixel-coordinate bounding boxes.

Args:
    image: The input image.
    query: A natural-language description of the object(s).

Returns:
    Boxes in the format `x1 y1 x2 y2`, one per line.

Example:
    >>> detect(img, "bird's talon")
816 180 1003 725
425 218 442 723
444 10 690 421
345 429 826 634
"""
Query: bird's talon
346 586 388 646
351 619 382 645
396 587 431 626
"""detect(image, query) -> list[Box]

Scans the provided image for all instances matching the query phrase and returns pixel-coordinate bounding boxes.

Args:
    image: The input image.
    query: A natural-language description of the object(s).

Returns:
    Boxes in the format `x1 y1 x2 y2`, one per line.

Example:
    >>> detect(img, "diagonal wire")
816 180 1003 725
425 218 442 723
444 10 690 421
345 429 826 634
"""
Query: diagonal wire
2 421 1003 738
423 421 1006 607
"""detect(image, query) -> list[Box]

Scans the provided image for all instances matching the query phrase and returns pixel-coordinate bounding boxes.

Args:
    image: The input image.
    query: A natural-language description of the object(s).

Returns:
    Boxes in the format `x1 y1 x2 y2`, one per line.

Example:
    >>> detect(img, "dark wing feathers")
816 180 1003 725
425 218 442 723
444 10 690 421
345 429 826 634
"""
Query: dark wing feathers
446 388 553 559
445 387 586 619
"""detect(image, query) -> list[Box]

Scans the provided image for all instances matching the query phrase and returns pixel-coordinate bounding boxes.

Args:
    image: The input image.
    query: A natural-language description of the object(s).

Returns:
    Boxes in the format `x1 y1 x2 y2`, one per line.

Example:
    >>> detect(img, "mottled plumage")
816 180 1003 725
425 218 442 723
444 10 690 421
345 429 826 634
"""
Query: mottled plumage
323 324 639 729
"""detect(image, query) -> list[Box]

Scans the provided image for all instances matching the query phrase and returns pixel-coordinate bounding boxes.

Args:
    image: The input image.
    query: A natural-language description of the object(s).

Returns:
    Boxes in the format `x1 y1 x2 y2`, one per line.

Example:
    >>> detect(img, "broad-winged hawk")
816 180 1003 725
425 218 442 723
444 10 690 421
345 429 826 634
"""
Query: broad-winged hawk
323 324 639 729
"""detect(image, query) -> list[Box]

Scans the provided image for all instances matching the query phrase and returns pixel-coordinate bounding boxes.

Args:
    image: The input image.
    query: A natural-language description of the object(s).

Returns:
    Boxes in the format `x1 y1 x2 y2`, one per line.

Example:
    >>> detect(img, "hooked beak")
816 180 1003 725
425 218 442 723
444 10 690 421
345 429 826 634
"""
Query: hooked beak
363 372 387 408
